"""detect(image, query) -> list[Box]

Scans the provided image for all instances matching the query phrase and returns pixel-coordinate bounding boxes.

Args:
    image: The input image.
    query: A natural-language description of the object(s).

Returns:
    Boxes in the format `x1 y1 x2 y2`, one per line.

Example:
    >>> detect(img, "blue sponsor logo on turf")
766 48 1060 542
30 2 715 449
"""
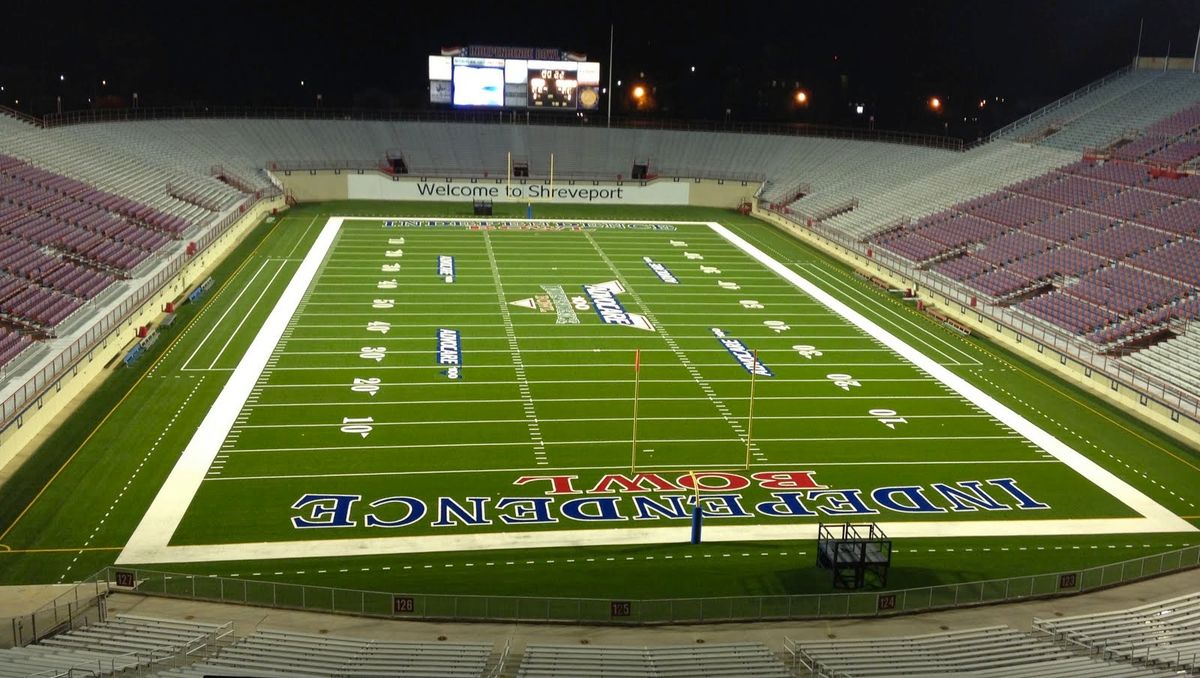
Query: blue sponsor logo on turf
437 255 455 283
711 328 773 376
642 257 679 284
437 328 462 380
582 280 655 331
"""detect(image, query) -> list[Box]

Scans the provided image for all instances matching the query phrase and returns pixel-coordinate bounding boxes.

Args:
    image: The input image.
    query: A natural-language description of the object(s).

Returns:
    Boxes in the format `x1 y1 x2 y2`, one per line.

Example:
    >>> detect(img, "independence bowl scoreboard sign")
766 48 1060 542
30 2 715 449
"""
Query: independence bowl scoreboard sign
115 217 1195 565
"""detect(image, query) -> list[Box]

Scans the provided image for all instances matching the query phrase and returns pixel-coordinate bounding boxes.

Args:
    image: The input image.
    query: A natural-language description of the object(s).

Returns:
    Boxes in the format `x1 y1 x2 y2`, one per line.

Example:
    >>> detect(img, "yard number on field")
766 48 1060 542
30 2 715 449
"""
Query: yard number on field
826 373 861 390
388 238 405 245
700 265 721 274
717 280 740 290
764 320 790 333
385 249 403 258
740 299 764 309
341 416 374 438
351 377 381 396
381 264 400 273
378 279 397 289
359 346 387 362
793 344 822 359
367 321 391 334
372 299 394 309
869 408 907 429
684 252 704 260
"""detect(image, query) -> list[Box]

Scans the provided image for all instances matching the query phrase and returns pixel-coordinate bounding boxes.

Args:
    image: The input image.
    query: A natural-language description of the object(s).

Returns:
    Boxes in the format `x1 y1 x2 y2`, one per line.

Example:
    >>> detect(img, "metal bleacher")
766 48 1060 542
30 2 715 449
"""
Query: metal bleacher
1033 590 1200 672
515 642 791 677
789 625 1183 678
150 628 493 678
0 615 230 677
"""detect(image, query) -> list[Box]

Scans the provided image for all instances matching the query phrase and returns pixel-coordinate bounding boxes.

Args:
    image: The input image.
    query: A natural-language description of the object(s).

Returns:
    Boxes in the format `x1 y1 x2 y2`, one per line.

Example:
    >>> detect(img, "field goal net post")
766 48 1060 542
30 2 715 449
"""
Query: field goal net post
816 522 893 590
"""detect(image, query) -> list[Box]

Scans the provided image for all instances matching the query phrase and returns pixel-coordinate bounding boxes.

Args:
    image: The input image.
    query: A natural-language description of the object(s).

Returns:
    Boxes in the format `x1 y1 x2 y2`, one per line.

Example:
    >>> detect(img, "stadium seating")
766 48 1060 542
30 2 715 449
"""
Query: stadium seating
790 625 1183 677
1033 591 1200 673
152 629 493 677
0 615 229 677
515 642 791 677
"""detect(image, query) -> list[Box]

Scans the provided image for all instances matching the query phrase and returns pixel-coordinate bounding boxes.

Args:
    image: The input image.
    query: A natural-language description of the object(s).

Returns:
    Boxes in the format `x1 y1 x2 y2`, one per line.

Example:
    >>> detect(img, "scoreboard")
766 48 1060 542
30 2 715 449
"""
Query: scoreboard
429 46 601 111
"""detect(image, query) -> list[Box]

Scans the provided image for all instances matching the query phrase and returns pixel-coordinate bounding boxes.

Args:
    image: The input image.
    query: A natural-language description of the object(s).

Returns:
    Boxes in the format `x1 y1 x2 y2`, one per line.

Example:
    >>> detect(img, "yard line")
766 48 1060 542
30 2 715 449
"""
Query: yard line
483 231 548 466
271 348 896 356
234 413 995 429
253 377 938 385
207 261 290 370
247 395 965 407
222 434 1021 454
281 334 880 341
206 459 1062 483
180 259 273 371
263 362 928 370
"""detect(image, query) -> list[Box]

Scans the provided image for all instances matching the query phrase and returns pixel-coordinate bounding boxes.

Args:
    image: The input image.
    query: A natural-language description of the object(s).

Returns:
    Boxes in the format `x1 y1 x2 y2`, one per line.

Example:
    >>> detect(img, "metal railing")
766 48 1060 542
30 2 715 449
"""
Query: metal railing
0 192 282 435
89 545 1200 626
268 161 767 185
984 64 1135 144
28 105 966 151
755 202 1200 425
1 577 111 648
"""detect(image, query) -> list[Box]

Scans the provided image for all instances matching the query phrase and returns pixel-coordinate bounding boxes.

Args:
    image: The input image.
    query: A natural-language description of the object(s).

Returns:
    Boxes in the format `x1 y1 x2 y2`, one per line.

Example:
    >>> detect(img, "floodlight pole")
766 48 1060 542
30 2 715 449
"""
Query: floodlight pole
506 151 512 199
607 23 614 128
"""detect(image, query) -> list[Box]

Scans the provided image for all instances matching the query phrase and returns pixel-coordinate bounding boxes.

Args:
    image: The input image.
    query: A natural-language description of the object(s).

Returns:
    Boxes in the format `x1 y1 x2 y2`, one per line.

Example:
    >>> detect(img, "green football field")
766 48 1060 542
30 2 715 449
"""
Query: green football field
0 201 1197 599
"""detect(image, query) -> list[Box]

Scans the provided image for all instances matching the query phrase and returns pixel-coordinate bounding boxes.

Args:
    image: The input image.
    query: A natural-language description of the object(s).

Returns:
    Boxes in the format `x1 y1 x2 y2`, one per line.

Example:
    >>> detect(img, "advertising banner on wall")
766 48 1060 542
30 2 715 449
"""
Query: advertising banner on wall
348 175 694 205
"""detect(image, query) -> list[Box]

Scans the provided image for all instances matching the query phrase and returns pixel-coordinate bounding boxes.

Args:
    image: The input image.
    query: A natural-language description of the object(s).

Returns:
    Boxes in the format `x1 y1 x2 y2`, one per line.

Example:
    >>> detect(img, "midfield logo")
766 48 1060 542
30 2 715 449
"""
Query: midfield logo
582 280 655 332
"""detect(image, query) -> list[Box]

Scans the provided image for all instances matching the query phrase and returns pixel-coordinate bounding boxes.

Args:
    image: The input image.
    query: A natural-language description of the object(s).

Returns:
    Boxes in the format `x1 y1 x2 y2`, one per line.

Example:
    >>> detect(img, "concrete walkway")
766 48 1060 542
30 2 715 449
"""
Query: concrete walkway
0 568 1181 654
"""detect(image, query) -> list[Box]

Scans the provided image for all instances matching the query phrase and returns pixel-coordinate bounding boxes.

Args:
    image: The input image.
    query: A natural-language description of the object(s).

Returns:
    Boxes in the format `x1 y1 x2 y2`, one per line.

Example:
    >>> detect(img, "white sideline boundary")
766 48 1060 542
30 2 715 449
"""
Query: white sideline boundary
118 218 1195 566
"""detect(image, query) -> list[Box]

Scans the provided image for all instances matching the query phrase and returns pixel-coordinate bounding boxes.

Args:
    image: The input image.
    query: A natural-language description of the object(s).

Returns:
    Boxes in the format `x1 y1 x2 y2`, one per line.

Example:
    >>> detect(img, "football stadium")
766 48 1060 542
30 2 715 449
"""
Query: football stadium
2 4 1200 676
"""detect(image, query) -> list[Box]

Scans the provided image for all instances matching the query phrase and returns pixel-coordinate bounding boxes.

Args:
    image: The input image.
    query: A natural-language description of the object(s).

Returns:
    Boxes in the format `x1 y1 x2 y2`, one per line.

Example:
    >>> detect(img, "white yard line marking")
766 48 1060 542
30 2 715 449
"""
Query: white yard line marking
207 261 289 370
483 232 548 466
180 259 272 371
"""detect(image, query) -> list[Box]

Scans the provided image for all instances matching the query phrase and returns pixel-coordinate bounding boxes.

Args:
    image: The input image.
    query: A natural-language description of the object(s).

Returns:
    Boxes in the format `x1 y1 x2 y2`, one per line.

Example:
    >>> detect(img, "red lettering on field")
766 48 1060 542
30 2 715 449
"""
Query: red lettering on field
751 471 824 490
676 472 750 492
513 475 580 495
588 473 680 494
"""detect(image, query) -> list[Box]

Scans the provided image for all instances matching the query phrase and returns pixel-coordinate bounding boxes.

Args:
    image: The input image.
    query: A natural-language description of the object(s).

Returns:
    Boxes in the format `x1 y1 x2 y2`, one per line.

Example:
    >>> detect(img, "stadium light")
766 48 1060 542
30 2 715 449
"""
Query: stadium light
59 74 65 82
795 90 809 105
632 85 646 99
855 104 864 115
929 96 942 111
690 65 695 72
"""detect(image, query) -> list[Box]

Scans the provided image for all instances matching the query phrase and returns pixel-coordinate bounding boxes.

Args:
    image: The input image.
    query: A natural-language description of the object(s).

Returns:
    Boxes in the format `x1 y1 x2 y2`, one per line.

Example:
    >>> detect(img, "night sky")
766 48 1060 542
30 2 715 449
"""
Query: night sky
4 0 1200 139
